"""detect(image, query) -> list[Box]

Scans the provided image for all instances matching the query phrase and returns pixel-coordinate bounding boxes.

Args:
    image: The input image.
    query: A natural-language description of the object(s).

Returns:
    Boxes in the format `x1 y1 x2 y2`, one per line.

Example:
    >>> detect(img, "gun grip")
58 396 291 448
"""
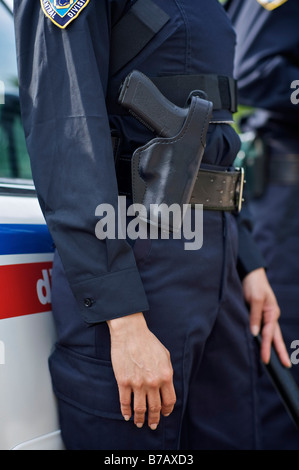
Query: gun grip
119 70 189 137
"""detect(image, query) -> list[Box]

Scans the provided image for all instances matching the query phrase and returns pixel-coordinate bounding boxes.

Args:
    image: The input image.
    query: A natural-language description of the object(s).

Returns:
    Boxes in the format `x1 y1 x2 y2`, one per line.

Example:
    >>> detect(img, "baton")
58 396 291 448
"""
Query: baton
255 333 299 429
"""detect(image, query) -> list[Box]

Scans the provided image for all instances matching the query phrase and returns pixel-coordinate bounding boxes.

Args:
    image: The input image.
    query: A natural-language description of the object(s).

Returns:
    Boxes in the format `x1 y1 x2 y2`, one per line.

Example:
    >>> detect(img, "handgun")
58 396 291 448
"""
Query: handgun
118 70 213 233
118 70 209 138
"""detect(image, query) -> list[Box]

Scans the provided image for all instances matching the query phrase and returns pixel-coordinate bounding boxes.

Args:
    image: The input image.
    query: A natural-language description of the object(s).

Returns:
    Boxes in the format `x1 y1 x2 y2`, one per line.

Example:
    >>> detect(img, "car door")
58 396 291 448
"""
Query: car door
0 0 63 450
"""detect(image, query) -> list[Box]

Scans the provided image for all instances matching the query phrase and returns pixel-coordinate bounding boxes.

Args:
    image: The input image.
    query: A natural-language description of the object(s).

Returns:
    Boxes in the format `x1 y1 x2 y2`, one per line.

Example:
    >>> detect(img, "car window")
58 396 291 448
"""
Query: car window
0 2 32 180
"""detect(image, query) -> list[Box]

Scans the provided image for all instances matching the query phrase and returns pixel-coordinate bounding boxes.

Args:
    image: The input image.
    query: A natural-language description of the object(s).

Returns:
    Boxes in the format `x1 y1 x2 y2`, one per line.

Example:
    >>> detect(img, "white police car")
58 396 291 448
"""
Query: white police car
0 0 63 450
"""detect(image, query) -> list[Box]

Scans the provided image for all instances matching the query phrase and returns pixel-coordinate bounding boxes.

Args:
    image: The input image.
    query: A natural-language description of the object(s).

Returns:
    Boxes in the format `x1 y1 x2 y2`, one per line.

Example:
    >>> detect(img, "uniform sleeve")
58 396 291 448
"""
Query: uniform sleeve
236 206 266 280
228 0 299 116
13 1 149 323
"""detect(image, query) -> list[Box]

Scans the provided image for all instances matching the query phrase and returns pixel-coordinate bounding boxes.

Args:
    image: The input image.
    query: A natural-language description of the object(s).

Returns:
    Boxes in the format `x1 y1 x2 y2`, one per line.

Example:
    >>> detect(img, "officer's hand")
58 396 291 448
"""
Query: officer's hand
107 312 176 430
242 267 291 368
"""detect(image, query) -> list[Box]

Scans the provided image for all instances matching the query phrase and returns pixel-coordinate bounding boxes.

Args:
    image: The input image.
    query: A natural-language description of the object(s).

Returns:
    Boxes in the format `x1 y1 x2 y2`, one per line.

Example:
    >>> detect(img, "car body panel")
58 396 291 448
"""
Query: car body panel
0 191 63 450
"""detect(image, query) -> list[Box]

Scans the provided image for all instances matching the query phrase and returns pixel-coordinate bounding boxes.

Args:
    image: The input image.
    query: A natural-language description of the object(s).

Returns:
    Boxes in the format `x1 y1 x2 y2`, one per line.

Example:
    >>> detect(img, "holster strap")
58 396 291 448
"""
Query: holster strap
110 0 170 76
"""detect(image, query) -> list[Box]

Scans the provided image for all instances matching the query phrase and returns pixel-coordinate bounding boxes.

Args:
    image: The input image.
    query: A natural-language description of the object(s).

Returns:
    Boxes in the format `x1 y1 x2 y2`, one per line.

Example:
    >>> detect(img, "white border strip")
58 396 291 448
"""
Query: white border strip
0 253 54 266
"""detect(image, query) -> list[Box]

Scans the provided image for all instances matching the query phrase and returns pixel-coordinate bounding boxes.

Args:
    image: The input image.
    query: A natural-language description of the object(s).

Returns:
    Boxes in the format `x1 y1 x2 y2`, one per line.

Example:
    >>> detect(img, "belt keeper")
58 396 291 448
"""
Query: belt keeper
236 167 245 212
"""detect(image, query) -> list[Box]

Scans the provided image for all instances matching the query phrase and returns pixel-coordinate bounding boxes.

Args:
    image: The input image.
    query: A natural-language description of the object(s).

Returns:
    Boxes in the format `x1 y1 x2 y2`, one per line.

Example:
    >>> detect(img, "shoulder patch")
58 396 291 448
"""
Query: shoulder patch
256 0 288 10
40 0 90 29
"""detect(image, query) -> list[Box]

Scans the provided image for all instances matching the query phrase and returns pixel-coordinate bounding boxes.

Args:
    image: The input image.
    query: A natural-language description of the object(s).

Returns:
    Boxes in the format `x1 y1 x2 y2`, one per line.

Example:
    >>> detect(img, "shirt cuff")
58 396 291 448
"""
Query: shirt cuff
72 268 149 324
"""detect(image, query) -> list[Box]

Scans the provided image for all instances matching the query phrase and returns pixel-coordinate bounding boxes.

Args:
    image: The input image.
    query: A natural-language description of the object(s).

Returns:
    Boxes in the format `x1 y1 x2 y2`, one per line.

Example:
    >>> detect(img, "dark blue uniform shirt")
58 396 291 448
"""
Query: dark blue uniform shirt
14 0 260 324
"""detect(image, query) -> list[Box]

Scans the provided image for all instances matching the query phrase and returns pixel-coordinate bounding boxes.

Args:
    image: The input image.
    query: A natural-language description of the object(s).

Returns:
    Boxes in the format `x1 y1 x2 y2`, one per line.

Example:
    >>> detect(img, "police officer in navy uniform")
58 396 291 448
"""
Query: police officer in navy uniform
227 0 299 450
13 0 290 450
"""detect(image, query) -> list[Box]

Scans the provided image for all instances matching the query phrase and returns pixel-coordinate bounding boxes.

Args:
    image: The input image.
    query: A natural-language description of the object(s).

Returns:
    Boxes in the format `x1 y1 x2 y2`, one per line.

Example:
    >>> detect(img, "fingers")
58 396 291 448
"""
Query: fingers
161 381 176 418
146 388 162 430
259 307 280 364
119 384 132 422
132 380 176 430
260 320 276 364
245 273 284 365
258 294 291 367
261 323 292 368
118 378 176 430
109 315 176 431
119 384 149 428
133 388 147 428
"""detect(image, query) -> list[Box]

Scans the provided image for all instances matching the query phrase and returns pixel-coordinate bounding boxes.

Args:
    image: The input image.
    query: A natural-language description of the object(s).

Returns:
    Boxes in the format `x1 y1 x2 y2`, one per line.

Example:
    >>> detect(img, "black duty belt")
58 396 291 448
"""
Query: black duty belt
116 155 245 212
107 73 237 116
269 154 299 185
149 74 237 113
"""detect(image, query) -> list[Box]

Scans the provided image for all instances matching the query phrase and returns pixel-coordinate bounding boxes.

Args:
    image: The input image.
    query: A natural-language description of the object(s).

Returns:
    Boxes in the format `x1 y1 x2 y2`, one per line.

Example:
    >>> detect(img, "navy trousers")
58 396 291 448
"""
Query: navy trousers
250 184 299 450
49 210 260 450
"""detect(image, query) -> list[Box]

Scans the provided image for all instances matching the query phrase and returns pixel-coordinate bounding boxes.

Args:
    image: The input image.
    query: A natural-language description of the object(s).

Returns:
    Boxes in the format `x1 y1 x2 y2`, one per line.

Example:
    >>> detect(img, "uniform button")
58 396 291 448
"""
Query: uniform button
84 298 94 308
